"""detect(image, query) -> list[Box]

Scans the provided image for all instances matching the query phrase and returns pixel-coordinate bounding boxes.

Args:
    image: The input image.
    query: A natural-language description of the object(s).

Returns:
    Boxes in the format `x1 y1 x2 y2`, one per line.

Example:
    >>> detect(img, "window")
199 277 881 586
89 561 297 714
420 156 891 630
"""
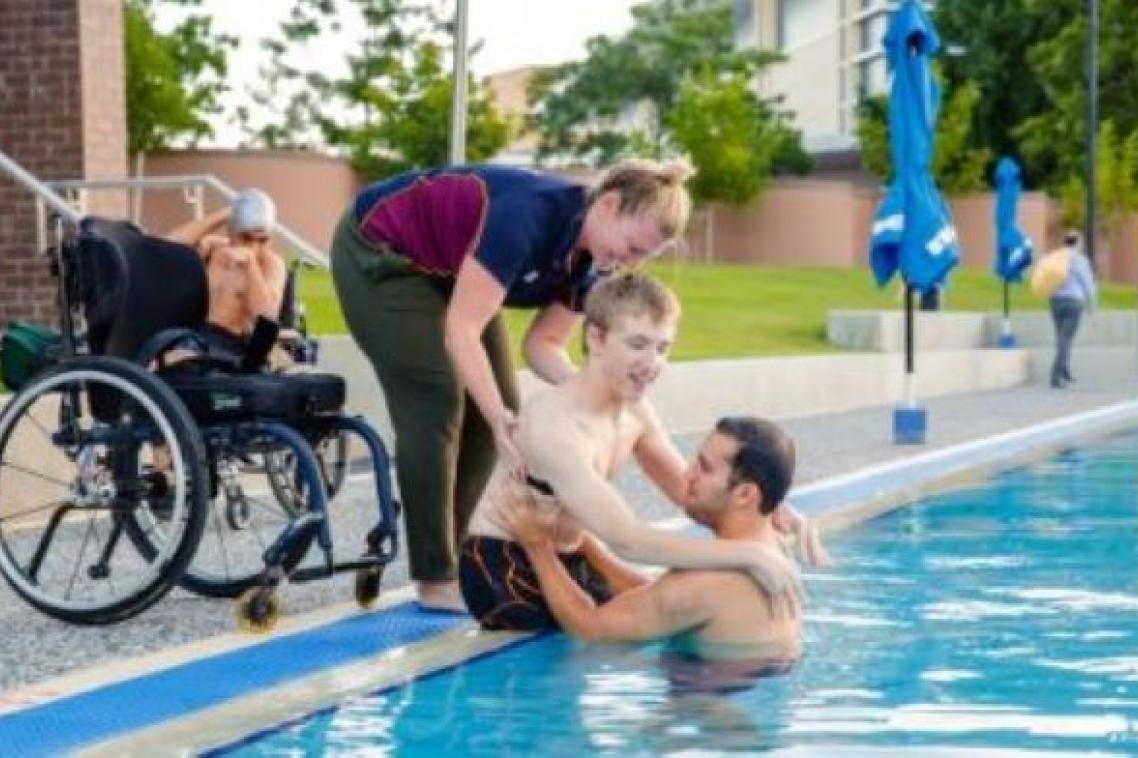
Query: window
858 13 888 54
778 0 836 50
733 0 757 47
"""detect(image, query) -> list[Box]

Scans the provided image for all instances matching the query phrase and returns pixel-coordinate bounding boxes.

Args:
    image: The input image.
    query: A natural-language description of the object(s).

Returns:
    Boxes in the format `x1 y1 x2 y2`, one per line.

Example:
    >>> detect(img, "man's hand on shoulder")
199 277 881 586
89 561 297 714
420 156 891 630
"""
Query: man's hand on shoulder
494 490 560 549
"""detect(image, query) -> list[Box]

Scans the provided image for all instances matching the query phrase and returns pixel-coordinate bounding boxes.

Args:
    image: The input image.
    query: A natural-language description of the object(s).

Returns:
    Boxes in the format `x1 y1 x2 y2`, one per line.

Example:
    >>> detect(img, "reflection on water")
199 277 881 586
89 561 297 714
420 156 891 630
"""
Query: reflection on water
225 432 1138 756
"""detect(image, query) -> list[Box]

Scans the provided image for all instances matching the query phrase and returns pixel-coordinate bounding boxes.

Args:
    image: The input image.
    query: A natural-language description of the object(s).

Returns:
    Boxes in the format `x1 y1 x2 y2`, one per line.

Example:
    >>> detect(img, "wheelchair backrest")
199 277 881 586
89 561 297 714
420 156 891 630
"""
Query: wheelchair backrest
77 217 208 360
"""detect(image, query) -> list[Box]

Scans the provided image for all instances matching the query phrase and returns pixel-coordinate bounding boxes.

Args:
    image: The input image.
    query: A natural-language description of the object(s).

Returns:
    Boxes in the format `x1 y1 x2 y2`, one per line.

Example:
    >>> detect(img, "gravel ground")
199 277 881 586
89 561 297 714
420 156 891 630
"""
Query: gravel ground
1 347 1135 692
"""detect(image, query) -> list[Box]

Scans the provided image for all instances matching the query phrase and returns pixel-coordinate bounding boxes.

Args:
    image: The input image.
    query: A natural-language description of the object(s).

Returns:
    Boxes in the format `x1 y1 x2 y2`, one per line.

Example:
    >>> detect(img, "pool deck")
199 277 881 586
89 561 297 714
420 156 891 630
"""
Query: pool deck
0 345 1135 749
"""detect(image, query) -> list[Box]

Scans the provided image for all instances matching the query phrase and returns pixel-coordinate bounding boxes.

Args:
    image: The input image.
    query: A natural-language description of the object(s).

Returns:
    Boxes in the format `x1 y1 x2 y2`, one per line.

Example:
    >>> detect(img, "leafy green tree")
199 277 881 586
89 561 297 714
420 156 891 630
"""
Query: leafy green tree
1013 0 1138 191
667 70 781 203
528 0 803 204
1058 121 1138 242
855 80 991 194
123 0 237 154
931 81 992 194
934 0 1061 185
242 0 507 178
855 95 890 182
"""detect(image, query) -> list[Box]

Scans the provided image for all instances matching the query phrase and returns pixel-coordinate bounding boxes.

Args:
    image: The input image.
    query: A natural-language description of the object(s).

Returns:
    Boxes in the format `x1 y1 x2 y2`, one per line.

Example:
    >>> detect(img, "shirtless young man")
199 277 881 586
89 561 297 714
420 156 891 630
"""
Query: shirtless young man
460 273 820 629
166 189 288 359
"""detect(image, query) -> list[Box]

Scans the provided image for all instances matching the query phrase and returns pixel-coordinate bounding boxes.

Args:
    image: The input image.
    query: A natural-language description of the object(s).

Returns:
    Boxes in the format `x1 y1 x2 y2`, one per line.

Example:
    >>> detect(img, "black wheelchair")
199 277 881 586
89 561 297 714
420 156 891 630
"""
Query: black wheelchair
0 217 401 631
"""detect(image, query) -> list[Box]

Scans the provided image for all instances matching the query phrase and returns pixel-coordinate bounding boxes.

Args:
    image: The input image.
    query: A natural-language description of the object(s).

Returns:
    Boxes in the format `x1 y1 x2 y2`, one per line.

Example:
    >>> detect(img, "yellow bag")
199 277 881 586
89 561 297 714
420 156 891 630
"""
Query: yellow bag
1029 248 1070 297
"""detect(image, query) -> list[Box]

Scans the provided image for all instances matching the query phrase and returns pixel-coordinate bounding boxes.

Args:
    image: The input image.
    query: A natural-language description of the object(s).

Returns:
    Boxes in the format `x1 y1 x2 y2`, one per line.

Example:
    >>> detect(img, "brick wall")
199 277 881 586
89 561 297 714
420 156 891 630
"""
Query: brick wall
0 0 126 325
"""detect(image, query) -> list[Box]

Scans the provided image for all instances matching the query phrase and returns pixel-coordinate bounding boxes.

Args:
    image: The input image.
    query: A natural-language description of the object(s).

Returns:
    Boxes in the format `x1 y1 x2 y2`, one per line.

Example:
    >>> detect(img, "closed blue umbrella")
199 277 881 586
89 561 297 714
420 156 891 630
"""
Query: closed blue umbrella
867 0 959 444
993 156 1034 347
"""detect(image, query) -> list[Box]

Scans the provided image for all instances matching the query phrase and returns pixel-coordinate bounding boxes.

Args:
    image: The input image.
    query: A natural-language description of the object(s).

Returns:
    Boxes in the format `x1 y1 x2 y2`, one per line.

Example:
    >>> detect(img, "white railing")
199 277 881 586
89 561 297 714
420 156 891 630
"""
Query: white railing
0 150 83 228
43 174 328 268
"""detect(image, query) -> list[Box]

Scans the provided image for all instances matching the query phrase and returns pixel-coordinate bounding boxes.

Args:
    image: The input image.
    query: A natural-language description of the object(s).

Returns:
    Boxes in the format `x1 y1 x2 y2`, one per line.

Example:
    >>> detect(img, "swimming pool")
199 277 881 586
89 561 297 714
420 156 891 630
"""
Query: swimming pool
220 429 1138 755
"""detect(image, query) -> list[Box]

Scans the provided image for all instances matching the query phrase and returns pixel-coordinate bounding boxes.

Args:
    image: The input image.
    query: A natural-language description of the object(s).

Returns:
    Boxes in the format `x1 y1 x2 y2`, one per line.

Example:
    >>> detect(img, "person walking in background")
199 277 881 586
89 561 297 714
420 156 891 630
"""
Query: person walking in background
1050 230 1097 389
329 160 694 610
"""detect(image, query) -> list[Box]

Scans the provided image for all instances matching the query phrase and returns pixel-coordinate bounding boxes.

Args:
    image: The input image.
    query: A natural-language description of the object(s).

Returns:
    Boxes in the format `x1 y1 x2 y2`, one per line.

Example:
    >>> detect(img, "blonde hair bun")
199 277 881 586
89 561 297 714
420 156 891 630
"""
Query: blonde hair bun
657 157 696 186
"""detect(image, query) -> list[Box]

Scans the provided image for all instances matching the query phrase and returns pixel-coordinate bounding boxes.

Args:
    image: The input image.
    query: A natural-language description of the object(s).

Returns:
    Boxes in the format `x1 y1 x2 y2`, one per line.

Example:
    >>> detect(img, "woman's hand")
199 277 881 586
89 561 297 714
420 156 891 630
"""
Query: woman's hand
492 409 526 479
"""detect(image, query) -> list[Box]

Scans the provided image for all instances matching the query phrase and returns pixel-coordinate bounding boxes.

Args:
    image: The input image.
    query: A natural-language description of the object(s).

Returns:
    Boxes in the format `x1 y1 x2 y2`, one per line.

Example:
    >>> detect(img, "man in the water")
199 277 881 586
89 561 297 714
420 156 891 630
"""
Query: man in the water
498 416 802 665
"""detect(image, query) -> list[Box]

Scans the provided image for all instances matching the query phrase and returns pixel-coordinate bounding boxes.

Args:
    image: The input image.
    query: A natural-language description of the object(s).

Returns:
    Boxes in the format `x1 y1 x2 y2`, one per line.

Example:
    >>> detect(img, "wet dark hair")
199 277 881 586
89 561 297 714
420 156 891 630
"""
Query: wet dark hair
714 416 796 514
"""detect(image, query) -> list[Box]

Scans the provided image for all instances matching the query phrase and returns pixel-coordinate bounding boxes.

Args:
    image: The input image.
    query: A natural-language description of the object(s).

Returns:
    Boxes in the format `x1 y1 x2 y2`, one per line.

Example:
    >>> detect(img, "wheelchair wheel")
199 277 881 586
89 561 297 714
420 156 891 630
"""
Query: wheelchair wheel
0 356 208 624
124 439 308 600
264 430 349 514
172 447 309 599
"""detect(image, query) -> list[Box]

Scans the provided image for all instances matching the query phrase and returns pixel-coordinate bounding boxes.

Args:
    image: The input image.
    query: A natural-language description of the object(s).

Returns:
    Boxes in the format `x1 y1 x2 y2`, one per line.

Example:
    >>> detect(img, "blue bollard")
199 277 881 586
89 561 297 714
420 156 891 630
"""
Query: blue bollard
893 406 927 445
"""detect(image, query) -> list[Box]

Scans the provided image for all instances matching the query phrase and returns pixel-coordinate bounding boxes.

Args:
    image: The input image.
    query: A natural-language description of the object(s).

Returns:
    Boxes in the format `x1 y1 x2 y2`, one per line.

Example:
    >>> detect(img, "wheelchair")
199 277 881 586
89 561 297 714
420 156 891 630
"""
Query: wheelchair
0 217 401 631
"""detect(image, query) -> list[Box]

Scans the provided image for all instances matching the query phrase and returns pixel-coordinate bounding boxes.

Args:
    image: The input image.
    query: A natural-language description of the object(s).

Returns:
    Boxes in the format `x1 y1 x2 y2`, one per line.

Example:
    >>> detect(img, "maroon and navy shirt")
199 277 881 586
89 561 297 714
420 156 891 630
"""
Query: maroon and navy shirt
352 165 598 311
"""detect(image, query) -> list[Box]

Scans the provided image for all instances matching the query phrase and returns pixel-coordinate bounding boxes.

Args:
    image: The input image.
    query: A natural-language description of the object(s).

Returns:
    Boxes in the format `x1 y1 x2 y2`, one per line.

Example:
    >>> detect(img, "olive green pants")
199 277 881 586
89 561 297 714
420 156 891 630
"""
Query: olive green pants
330 212 519 581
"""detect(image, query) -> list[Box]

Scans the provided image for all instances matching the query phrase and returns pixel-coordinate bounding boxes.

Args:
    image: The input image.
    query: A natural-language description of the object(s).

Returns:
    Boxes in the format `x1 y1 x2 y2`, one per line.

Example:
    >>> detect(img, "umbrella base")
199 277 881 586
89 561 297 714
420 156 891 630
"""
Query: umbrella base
893 406 927 445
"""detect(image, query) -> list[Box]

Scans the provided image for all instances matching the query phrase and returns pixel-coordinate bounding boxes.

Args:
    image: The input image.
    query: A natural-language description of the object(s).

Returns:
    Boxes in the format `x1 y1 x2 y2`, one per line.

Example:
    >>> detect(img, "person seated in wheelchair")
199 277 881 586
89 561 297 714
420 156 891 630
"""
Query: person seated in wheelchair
166 188 287 363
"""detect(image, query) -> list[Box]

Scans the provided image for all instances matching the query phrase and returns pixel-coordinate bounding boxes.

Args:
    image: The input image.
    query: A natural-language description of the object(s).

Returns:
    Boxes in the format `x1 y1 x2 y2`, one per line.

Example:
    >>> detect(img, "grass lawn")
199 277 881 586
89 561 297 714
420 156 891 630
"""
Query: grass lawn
299 263 1136 362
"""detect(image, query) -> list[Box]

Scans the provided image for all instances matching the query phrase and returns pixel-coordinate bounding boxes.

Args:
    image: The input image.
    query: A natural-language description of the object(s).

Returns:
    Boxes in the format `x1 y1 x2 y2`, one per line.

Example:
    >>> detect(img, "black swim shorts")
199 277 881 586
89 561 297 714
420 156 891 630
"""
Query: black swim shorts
459 535 612 631
199 322 248 362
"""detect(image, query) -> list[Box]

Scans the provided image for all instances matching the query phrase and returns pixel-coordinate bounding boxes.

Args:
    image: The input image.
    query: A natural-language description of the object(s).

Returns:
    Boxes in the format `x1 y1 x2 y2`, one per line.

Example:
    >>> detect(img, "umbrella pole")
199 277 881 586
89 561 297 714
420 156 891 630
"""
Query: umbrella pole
894 284 926 444
904 285 915 408
1002 280 1012 340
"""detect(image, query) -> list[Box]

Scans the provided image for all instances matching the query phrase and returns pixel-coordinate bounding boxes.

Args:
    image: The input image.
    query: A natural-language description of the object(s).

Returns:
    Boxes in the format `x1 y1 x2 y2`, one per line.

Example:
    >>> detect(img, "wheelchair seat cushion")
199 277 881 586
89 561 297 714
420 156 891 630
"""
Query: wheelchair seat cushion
159 368 346 422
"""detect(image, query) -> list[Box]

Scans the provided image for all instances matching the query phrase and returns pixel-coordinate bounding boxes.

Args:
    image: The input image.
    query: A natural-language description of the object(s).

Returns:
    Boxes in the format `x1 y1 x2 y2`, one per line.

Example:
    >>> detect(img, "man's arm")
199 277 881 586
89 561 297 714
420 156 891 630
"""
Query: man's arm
520 413 796 595
246 247 288 320
523 538 712 642
1076 254 1098 308
166 208 229 248
578 533 651 594
630 400 689 508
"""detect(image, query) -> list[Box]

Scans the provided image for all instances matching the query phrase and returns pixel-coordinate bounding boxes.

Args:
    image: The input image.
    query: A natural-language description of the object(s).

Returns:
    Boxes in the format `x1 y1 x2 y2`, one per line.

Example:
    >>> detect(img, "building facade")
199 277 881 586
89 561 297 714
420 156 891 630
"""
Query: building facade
734 0 919 155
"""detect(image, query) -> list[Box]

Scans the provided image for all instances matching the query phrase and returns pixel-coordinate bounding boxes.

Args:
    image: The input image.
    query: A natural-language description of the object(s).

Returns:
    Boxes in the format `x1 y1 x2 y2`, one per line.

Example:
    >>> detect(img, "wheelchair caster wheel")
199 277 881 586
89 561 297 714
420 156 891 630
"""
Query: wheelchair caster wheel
225 488 252 530
236 587 281 634
355 566 384 609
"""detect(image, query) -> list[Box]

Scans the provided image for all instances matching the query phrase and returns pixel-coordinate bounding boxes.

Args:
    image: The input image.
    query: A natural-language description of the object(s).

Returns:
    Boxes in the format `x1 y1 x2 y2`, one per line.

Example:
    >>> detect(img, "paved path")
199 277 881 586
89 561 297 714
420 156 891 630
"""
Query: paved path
1 347 1134 692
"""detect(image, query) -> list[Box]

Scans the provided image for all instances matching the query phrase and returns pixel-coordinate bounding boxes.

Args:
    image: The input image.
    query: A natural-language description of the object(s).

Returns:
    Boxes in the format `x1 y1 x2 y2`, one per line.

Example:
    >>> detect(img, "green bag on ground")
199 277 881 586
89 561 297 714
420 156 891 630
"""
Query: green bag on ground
1 320 62 391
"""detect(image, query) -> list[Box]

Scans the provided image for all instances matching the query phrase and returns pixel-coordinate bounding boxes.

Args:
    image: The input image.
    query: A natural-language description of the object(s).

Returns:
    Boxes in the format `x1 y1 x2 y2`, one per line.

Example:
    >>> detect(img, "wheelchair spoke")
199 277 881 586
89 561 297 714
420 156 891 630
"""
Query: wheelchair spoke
63 514 99 601
0 498 78 526
0 461 73 489
205 499 236 581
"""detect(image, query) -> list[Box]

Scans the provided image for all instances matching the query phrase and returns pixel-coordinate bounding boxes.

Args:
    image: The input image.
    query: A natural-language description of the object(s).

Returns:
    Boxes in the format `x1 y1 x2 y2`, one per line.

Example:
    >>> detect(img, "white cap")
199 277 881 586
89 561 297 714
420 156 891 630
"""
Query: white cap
228 188 277 237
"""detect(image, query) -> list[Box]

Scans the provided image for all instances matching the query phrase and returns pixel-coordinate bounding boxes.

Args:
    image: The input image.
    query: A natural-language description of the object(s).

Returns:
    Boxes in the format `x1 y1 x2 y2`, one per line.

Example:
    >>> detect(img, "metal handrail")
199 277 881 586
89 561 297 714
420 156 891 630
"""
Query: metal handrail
45 174 329 268
0 150 82 226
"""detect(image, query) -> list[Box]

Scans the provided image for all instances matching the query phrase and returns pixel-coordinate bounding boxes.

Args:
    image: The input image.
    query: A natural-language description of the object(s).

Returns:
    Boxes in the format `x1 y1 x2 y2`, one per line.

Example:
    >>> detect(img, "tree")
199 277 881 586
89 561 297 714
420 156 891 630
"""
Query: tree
934 0 1061 186
528 0 804 204
667 70 782 204
241 0 507 178
1057 121 1138 248
123 0 237 154
855 80 992 194
1013 0 1138 192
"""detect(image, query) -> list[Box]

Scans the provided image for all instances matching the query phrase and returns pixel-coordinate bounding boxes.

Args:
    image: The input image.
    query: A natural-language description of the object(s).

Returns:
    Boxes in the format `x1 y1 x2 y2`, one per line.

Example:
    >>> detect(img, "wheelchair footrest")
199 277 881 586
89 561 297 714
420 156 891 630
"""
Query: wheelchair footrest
289 556 390 584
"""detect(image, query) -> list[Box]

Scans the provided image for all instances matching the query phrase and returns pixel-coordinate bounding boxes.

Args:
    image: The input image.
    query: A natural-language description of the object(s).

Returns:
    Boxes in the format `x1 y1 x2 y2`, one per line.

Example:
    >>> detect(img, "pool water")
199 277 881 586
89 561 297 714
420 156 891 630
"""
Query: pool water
221 431 1138 756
